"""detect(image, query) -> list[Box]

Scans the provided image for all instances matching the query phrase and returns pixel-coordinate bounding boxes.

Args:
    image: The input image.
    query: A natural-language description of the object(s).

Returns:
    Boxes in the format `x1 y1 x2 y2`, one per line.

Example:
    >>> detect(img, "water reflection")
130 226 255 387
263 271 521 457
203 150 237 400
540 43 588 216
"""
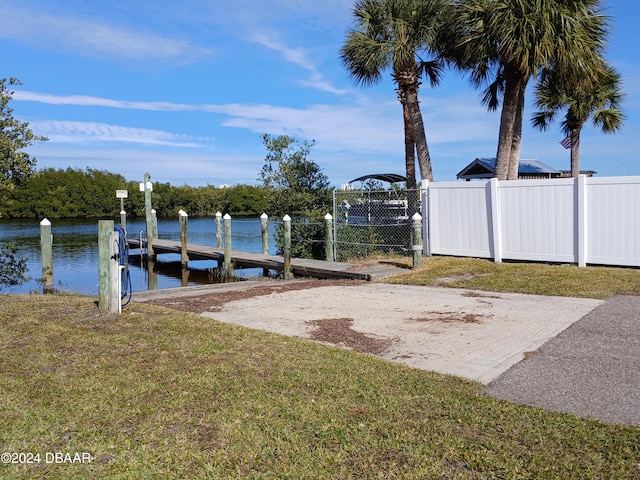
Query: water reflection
0 217 277 295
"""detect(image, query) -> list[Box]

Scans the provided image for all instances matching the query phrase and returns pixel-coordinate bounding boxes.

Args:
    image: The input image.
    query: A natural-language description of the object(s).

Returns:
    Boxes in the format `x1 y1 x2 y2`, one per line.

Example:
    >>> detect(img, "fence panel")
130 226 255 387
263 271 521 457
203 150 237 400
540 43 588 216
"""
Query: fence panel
333 189 417 261
424 176 640 268
586 177 640 266
498 179 576 263
428 182 492 258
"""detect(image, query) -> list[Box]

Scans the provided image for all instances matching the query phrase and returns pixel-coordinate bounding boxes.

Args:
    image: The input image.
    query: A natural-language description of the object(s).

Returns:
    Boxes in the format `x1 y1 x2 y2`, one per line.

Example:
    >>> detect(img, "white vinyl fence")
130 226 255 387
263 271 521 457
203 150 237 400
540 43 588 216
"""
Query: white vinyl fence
422 176 640 267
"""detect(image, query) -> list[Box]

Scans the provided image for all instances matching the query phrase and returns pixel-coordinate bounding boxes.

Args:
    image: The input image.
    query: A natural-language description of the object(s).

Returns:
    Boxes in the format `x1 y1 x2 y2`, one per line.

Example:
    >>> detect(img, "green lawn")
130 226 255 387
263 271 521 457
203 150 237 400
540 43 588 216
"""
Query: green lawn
1 293 639 479
385 256 640 299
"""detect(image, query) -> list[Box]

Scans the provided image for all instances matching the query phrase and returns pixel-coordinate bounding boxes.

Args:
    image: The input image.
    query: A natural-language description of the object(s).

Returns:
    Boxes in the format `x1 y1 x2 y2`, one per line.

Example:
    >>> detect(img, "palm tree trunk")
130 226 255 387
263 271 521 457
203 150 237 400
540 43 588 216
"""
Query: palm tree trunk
405 85 433 182
402 100 419 216
495 64 523 180
570 129 581 177
507 80 527 180
401 95 417 191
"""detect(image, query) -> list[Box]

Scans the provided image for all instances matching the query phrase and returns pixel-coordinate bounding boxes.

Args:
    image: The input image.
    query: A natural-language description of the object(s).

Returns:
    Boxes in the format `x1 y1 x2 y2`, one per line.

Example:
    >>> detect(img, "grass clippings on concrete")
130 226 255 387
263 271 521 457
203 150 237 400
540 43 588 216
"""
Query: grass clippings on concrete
1 293 639 479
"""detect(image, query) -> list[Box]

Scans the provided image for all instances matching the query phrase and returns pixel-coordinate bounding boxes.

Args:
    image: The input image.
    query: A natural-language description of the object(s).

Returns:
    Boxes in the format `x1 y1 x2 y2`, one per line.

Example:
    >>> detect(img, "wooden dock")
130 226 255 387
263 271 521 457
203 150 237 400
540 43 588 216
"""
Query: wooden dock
127 238 407 281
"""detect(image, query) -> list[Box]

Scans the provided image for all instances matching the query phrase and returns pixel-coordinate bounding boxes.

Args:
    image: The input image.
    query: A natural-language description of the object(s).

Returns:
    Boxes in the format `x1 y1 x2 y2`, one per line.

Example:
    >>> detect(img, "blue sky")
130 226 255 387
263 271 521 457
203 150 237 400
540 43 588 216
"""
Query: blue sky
2 0 638 187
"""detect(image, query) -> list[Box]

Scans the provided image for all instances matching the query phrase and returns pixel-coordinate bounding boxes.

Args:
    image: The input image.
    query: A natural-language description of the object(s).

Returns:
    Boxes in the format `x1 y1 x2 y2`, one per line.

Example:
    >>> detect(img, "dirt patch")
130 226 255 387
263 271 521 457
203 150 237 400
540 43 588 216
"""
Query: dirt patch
462 291 502 300
432 274 475 286
409 311 485 324
307 318 395 355
432 273 493 286
142 279 366 314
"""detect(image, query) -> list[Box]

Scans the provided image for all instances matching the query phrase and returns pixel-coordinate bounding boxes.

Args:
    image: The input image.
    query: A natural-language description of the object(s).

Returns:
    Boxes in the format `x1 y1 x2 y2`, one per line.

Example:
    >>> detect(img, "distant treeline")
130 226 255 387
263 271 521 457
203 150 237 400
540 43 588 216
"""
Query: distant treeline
4 167 269 219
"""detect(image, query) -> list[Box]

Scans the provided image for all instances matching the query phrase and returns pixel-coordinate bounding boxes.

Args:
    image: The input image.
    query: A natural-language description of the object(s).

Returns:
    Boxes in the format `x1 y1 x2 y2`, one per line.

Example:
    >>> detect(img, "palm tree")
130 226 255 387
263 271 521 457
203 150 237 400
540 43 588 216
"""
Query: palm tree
532 63 624 177
445 0 609 180
340 0 445 183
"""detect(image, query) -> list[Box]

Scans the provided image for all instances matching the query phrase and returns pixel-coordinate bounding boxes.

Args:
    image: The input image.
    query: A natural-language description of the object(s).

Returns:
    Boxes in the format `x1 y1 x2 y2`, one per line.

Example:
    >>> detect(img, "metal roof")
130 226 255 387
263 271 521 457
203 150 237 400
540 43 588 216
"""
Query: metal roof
457 158 561 179
348 173 407 184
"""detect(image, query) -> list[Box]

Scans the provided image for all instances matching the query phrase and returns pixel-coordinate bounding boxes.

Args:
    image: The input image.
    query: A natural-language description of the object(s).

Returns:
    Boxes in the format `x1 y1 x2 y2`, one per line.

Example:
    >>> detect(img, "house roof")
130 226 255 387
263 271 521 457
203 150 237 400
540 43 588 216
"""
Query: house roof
457 158 561 180
348 173 407 184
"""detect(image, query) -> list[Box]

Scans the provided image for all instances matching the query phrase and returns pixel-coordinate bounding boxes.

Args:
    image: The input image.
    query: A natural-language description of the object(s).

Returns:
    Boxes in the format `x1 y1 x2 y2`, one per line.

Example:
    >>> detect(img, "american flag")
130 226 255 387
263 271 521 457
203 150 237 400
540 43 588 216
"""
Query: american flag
560 136 572 149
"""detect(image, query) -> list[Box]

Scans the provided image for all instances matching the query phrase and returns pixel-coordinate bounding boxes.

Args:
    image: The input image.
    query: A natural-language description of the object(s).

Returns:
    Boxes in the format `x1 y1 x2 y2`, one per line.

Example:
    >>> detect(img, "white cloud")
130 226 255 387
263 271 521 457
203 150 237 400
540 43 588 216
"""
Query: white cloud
0 3 212 64
16 89 498 155
30 121 216 148
251 33 317 72
13 91 201 111
250 32 347 95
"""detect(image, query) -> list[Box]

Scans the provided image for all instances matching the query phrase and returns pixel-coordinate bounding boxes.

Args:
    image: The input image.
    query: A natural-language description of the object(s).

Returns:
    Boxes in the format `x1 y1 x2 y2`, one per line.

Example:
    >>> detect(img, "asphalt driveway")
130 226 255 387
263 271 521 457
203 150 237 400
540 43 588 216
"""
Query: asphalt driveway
487 295 640 427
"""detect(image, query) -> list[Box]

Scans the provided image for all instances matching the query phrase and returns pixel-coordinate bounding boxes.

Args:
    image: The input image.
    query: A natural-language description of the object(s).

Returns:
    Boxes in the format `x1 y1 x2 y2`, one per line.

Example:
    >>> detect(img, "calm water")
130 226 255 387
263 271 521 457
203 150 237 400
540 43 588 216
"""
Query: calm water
0 217 278 295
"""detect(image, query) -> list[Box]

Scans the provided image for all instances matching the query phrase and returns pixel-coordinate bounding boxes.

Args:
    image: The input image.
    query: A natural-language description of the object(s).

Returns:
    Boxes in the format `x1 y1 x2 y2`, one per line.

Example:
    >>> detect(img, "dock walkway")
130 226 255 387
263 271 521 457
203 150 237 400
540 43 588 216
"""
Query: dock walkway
128 238 407 281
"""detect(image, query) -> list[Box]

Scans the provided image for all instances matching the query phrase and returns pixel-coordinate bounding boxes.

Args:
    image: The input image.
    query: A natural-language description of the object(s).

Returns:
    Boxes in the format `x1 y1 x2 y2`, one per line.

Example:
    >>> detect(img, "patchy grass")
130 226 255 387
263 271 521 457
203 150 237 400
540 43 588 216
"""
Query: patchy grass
385 256 640 299
1 294 639 479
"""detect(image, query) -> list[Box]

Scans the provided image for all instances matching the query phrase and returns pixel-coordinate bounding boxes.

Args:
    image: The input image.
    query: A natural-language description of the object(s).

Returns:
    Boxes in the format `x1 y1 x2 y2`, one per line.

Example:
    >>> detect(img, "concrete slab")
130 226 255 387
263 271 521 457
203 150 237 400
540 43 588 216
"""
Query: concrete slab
200 283 602 384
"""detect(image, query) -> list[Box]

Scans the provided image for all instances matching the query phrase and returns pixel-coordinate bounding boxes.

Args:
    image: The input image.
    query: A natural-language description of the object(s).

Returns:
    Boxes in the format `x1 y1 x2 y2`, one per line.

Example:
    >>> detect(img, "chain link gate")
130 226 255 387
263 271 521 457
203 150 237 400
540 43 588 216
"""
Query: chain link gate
332 188 421 262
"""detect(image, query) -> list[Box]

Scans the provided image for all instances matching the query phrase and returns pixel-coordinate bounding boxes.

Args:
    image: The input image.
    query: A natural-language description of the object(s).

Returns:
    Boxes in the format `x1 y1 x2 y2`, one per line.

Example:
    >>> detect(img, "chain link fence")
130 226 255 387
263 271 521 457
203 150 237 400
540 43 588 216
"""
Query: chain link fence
332 188 421 262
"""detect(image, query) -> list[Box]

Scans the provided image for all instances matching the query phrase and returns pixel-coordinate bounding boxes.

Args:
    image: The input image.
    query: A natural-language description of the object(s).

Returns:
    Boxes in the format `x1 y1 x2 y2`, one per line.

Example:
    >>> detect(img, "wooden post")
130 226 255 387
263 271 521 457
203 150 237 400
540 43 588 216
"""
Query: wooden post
412 212 422 269
283 214 293 279
215 211 222 248
109 230 120 313
324 213 334 262
151 209 158 248
40 218 54 294
223 213 233 277
120 210 127 231
142 173 155 258
260 213 269 254
179 209 189 268
98 220 114 311
147 259 158 291
420 179 430 257
260 213 269 276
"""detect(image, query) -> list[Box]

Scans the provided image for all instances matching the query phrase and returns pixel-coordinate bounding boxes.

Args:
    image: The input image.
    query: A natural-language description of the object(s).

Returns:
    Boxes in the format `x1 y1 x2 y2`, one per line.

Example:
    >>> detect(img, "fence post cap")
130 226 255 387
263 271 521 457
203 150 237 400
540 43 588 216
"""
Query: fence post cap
260 212 268 219
40 218 51 226
223 213 231 220
283 214 291 221
324 213 332 220
215 211 222 218
178 209 188 217
412 212 422 220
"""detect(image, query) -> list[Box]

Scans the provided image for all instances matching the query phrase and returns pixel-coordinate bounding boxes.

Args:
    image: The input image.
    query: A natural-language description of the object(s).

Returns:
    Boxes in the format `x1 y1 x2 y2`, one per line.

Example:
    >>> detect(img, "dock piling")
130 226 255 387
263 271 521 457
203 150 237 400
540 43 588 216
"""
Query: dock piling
215 211 222 248
39 218 54 294
223 213 233 277
260 213 269 276
142 173 155 259
412 212 423 268
283 214 293 279
324 213 334 262
98 220 114 311
179 209 189 268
